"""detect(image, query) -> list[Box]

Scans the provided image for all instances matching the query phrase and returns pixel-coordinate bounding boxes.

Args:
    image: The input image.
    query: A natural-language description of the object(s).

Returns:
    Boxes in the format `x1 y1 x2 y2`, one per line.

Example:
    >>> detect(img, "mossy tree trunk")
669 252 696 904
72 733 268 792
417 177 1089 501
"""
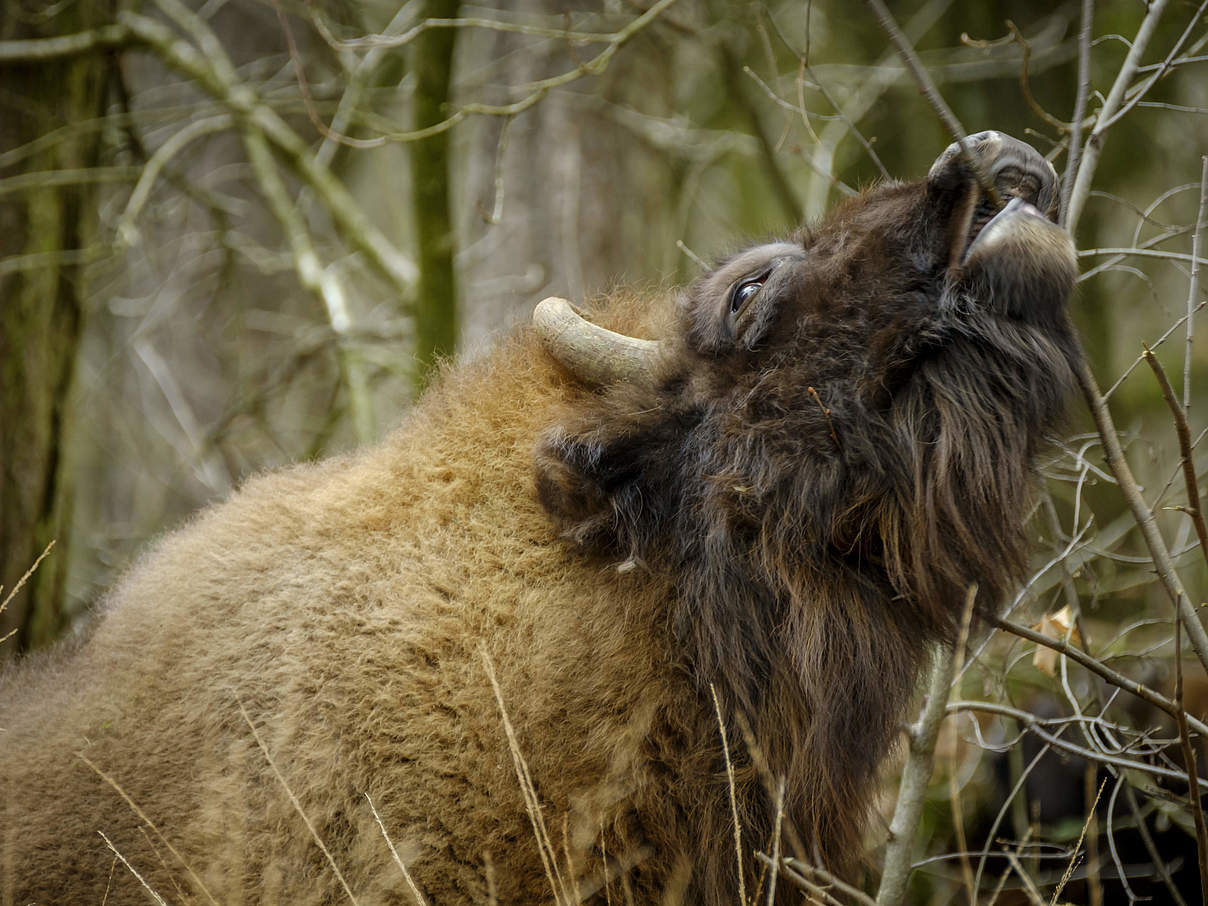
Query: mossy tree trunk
408 0 460 392
0 4 113 652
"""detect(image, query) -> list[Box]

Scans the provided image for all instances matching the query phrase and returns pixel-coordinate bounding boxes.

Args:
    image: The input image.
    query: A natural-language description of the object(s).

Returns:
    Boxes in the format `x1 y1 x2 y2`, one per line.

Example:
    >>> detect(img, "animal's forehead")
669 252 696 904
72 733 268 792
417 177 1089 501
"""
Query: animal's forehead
715 241 802 280
711 241 804 285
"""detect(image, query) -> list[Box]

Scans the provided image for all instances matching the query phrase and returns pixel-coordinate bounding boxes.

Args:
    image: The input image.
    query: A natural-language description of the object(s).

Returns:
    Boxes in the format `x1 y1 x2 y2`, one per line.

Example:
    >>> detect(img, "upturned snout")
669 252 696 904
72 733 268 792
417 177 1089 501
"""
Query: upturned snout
928 130 1059 216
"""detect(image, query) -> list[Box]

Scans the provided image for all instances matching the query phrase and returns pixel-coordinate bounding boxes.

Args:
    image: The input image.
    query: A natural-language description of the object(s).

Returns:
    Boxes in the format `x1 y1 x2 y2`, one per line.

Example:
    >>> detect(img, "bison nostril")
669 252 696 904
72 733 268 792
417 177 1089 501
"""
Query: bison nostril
987 142 1057 214
929 132 1058 217
992 165 1048 209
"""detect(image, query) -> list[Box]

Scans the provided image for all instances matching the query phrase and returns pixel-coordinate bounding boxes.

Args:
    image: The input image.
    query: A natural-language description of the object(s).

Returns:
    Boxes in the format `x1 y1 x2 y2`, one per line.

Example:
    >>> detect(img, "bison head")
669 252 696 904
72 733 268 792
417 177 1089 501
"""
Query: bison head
533 132 1078 867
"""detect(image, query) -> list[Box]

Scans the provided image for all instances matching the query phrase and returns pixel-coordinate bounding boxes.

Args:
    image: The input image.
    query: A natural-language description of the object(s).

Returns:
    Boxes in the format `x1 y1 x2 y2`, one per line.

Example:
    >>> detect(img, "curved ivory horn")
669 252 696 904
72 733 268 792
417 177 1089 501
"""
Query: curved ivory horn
532 296 661 385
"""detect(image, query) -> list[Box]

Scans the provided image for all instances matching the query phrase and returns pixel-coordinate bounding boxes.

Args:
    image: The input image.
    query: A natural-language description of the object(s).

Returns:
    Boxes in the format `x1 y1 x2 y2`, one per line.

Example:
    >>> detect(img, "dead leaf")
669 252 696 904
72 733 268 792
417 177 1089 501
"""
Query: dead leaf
1029 605 1081 676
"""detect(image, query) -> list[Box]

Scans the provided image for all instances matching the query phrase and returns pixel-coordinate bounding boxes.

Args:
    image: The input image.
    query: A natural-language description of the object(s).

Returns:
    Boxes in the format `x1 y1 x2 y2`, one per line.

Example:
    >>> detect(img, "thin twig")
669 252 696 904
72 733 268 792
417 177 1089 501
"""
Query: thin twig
949 699 1208 791
1058 0 1096 225
0 23 142 62
1142 346 1208 567
1003 850 1047 906
1059 0 1092 226
119 5 417 297
312 0 683 147
1173 609 1208 905
1095 0 1208 135
764 779 785 906
758 854 873 906
863 0 999 206
807 386 840 450
1187 156 1208 411
242 126 374 442
991 615 1208 737
710 683 747 906
1124 786 1190 906
116 115 233 244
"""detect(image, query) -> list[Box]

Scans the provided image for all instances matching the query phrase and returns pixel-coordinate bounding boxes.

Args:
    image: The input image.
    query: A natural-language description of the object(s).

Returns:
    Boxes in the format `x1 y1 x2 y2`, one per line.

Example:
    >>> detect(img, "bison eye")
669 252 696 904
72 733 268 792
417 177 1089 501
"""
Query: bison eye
729 278 764 313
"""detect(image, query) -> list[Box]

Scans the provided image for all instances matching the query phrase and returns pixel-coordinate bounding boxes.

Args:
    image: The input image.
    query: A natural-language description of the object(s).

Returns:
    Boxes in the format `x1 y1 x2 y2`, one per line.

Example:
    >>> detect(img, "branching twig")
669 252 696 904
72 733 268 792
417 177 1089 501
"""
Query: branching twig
0 22 142 63
1071 344 1208 674
1143 346 1208 568
1065 0 1171 230
1059 0 1093 225
242 127 375 441
710 683 747 906
757 853 876 906
949 699 1208 792
118 5 417 298
991 615 1208 737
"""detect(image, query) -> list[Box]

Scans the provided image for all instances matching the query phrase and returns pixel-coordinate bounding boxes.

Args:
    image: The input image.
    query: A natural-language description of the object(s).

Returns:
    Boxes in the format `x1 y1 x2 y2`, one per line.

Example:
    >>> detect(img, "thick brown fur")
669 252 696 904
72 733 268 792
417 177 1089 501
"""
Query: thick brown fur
1 134 1078 905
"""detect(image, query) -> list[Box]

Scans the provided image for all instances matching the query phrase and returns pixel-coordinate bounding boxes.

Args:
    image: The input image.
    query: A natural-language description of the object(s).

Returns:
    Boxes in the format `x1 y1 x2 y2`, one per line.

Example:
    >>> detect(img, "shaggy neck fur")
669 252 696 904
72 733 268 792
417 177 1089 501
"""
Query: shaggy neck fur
535 182 1078 897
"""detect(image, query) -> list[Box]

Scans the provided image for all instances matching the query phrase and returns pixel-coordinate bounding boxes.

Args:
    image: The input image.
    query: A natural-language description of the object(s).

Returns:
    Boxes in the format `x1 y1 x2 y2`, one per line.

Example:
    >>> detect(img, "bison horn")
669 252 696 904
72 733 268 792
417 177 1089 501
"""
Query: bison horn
533 296 661 385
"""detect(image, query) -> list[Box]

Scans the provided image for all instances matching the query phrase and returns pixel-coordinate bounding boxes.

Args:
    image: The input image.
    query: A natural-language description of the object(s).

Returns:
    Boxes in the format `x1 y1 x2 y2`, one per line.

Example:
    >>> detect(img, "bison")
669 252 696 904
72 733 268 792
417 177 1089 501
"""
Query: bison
0 131 1077 905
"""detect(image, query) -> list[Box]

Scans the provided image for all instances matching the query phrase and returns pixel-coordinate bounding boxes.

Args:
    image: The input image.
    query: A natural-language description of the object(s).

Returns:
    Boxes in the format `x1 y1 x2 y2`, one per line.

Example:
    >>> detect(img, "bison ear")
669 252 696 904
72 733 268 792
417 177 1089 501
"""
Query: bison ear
534 388 682 555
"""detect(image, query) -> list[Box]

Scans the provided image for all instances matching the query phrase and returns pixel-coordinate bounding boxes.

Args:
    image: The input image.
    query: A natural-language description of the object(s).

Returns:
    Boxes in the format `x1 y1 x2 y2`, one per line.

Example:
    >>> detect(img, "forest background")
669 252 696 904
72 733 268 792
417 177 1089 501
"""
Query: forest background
2 0 1208 903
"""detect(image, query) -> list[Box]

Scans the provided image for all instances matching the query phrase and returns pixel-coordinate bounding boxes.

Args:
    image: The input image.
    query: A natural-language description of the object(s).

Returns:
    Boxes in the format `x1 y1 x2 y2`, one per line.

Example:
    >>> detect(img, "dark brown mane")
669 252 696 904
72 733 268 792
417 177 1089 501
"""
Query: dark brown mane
536 135 1078 895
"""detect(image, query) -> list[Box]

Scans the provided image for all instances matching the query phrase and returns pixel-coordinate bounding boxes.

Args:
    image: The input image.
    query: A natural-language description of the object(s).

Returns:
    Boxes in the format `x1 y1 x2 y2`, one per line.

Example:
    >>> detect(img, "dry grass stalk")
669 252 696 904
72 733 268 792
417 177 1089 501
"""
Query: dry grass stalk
97 830 168 906
364 793 429 906
764 779 786 906
481 646 571 906
237 699 361 906
710 682 747 906
0 540 54 645
1048 779 1105 905
77 751 219 905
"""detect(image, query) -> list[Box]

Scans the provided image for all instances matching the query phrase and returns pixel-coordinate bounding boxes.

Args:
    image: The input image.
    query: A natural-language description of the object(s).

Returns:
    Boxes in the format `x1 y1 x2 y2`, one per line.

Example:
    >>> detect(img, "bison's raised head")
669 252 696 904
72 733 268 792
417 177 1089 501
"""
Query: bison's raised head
535 132 1077 698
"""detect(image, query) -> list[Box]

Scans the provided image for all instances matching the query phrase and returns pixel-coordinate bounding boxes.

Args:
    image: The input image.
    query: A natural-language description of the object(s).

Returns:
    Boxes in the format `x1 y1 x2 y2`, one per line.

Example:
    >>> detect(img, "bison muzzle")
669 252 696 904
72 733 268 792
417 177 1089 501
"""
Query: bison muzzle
0 132 1077 905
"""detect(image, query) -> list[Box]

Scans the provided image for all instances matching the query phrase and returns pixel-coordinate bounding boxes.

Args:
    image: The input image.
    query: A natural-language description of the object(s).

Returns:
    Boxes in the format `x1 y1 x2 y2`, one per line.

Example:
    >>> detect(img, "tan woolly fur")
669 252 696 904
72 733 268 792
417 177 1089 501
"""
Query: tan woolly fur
1 309 681 904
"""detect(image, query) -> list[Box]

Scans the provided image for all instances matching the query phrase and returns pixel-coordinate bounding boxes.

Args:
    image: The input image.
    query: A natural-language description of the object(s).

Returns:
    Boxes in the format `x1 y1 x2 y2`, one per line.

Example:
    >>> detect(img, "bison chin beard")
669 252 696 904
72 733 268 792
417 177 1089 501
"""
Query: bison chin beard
534 132 1078 888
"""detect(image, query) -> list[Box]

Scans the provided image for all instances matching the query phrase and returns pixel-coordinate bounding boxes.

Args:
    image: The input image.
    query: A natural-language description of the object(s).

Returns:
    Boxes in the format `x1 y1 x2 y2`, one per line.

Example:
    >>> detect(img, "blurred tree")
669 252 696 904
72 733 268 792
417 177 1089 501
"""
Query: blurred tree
410 0 460 391
0 1 116 649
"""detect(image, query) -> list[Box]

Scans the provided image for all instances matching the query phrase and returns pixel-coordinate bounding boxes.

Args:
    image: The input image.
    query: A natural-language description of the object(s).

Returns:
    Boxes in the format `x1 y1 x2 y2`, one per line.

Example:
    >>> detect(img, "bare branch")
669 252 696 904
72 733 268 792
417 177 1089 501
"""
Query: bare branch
242 127 375 441
1174 610 1208 905
118 5 418 297
1059 0 1092 226
876 625 962 905
950 699 1208 792
0 22 141 63
1071 345 1208 674
1188 156 1208 409
1066 0 1172 231
1142 347 1208 568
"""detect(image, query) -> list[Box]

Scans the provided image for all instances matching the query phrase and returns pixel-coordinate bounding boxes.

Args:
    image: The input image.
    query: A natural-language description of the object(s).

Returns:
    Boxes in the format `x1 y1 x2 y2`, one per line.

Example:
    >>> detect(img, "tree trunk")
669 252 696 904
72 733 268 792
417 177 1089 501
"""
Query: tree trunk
0 5 113 652
409 0 460 392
